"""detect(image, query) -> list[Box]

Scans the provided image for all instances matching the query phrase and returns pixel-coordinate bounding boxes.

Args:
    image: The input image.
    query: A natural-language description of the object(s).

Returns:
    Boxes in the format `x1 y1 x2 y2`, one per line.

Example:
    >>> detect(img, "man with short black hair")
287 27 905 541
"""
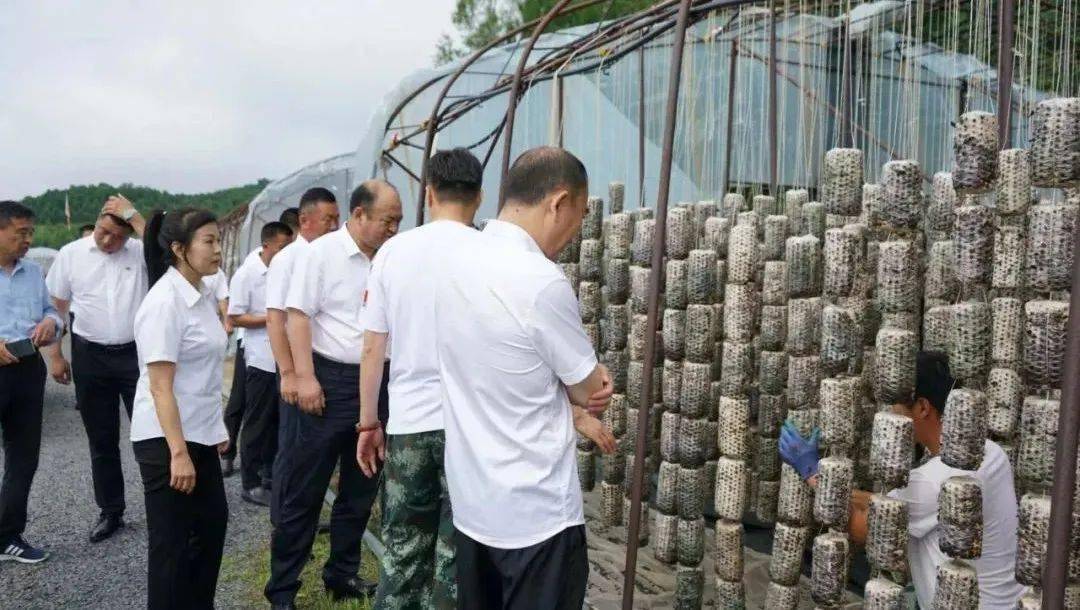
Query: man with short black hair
780 351 1025 608
264 187 339 521
78 224 95 238
431 147 612 610
45 195 147 543
227 221 294 506
0 201 64 564
279 207 300 233
265 181 401 608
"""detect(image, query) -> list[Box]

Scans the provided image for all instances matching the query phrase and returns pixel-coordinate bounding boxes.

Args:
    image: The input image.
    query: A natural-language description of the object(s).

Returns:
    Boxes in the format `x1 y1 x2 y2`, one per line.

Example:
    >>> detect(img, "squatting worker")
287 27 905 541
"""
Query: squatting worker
45 195 148 543
130 208 230 610
0 201 64 565
432 147 616 610
780 351 1025 609
265 181 401 607
226 221 293 506
223 207 301 478
355 148 484 607
263 187 338 524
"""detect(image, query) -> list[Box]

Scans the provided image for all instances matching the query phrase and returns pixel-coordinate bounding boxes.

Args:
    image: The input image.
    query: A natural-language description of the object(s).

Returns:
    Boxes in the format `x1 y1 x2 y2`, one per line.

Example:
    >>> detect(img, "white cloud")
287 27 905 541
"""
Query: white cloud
0 0 456 199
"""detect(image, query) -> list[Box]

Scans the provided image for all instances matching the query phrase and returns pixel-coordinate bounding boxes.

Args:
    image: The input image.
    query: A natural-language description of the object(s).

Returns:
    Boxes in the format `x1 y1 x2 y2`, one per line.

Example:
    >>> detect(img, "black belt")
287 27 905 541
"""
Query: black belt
73 333 136 352
312 352 359 374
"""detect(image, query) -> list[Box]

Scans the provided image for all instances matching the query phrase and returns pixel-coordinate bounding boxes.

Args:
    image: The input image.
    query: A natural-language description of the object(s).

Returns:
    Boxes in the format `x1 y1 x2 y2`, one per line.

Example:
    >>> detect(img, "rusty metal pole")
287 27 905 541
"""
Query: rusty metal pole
415 0 609 226
622 1 693 607
768 0 779 195
1043 221 1080 607
497 0 578 210
722 37 738 195
995 0 1016 149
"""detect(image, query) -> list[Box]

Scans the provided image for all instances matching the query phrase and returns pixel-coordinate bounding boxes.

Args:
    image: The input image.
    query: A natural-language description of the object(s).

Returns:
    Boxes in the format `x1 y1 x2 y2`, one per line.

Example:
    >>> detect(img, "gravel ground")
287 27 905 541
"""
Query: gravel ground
0 354 272 610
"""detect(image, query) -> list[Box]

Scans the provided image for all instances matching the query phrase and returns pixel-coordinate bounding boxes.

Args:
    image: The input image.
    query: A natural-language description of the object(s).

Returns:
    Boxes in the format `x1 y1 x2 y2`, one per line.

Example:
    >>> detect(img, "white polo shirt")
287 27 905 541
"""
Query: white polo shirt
227 253 274 373
433 219 597 549
361 220 477 435
45 235 147 345
265 235 309 312
130 266 229 446
888 440 1025 609
286 225 370 364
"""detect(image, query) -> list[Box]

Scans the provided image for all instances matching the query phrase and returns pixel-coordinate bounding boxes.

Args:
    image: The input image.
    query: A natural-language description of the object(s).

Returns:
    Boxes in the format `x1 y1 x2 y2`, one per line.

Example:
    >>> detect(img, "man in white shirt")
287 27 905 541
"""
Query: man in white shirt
263 187 339 524
45 196 148 543
265 181 401 607
222 207 304 477
226 221 293 506
780 351 1025 609
431 147 613 610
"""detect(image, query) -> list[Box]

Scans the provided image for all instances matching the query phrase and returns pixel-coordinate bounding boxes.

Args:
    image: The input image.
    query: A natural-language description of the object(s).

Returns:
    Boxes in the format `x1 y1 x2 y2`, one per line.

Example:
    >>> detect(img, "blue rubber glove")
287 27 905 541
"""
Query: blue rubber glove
779 423 820 481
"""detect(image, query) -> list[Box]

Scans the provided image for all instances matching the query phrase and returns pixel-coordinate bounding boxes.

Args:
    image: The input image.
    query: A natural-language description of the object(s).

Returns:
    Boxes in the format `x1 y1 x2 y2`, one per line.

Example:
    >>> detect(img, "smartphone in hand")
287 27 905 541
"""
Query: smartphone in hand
5 338 37 361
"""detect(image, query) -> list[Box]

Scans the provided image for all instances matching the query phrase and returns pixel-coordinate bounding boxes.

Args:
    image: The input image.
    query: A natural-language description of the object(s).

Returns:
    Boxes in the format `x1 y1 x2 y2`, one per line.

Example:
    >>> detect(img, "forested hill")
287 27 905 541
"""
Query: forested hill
20 180 268 249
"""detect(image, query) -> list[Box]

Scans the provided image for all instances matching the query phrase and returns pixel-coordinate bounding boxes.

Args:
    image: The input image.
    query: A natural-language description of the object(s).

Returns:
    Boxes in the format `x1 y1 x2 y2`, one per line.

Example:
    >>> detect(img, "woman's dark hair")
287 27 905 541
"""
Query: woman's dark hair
144 207 218 287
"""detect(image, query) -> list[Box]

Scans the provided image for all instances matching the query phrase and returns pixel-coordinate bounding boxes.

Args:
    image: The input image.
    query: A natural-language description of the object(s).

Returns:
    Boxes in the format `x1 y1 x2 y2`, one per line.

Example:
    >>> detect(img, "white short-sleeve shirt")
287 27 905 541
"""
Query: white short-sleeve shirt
45 235 147 345
130 266 229 446
205 268 229 301
889 440 1025 609
360 220 477 435
433 220 598 549
265 235 309 312
285 226 371 364
227 253 274 373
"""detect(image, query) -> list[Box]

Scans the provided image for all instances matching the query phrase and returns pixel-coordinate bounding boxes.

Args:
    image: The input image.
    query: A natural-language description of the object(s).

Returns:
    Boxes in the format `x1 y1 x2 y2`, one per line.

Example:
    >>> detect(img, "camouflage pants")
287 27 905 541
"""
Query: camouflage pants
375 430 455 609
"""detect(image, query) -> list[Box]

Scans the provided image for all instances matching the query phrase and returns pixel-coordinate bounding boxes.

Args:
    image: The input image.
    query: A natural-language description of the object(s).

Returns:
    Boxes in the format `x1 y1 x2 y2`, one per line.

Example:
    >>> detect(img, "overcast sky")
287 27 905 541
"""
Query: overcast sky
0 0 456 200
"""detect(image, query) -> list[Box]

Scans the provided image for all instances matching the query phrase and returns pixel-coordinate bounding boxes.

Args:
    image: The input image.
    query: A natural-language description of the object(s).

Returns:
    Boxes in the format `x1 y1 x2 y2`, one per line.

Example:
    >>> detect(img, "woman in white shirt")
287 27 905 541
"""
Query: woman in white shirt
131 208 229 610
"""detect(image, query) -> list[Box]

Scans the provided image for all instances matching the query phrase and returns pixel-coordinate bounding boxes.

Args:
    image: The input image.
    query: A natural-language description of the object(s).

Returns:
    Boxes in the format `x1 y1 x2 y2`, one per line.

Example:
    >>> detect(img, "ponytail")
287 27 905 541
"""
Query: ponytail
143 207 218 287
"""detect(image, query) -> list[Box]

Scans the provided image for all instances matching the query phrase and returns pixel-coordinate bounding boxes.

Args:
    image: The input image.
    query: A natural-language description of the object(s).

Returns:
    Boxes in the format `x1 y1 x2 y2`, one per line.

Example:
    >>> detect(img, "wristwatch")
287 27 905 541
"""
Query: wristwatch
356 422 380 433
121 207 137 221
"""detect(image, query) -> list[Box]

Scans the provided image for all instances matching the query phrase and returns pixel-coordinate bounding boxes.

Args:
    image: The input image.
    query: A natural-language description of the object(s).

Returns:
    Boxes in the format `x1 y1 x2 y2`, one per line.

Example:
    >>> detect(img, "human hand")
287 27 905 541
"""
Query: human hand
169 452 197 494
102 194 137 219
296 374 324 415
217 439 230 455
574 413 616 455
29 317 57 347
356 426 385 478
0 342 16 366
779 423 820 481
586 364 614 416
279 371 300 405
50 355 72 384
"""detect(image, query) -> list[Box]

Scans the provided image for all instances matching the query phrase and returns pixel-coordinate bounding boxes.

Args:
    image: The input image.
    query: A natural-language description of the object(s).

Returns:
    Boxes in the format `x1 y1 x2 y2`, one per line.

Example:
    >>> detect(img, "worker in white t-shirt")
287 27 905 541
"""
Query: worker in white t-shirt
431 147 614 610
780 351 1025 609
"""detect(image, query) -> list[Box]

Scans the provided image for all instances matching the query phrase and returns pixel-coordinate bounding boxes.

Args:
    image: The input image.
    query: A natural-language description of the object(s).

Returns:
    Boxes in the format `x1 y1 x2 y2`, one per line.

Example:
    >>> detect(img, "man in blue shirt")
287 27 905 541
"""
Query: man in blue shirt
0 201 63 564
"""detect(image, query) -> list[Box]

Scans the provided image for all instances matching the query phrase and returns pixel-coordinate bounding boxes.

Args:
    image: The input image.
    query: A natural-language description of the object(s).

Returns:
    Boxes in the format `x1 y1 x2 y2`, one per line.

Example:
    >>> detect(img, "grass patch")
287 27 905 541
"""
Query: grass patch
221 506 380 610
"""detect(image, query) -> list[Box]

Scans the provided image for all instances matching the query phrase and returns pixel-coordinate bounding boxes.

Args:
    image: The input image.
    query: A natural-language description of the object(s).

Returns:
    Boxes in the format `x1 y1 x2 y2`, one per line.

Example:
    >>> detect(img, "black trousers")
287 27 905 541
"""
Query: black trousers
71 334 137 517
133 438 228 610
222 343 246 461
264 354 389 604
270 378 294 528
0 354 46 545
455 525 588 610
240 366 278 491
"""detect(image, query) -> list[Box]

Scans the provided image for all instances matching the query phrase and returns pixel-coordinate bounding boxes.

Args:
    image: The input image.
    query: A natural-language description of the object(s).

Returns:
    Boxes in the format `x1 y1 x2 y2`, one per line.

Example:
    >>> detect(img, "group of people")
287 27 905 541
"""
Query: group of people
0 144 1028 610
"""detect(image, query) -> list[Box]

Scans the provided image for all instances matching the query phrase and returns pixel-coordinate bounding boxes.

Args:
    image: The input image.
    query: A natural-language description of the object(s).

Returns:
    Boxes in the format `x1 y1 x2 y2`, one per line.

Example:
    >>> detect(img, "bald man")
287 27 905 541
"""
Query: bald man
264 181 402 609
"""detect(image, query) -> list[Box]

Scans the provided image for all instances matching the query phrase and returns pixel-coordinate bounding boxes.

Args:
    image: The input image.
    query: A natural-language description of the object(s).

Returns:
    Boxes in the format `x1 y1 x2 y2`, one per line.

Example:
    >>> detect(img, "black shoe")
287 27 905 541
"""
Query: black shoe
221 457 235 477
269 602 296 610
241 487 271 507
325 576 377 600
89 514 124 543
0 536 49 564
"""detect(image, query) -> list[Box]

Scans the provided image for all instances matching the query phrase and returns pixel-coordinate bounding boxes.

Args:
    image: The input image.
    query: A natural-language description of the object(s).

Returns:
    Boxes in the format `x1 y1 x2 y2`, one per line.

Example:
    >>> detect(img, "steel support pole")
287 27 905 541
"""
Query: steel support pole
415 0 609 226
722 38 739 195
996 0 1016 149
621 1 693 607
768 0 779 195
1043 221 1080 608
839 13 854 148
497 0 578 210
